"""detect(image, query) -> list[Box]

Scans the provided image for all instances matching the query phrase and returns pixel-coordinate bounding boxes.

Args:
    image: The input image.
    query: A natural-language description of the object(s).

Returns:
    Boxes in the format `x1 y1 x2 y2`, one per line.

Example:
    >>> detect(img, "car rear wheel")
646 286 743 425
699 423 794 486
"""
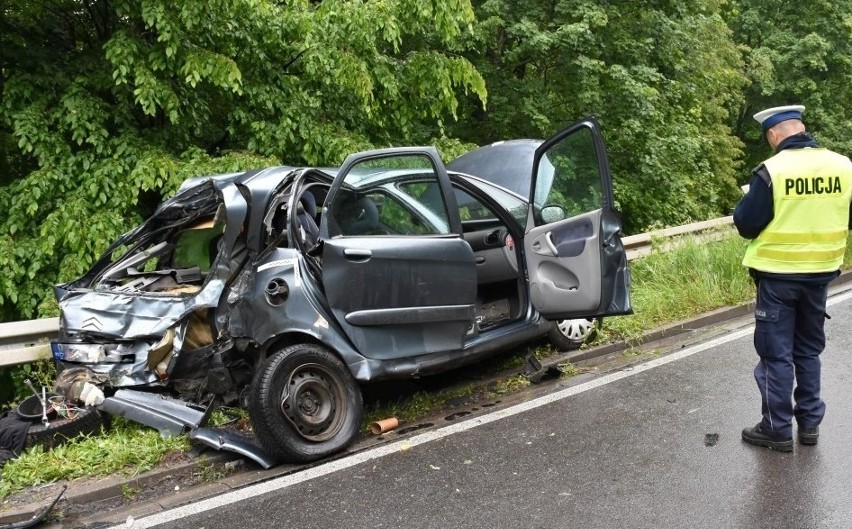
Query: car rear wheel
249 343 363 463
546 318 601 351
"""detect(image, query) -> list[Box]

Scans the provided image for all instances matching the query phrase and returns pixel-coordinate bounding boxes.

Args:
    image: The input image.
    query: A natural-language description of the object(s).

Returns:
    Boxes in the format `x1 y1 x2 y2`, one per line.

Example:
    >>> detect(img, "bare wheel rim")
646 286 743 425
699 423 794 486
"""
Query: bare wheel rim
555 318 596 342
280 363 346 442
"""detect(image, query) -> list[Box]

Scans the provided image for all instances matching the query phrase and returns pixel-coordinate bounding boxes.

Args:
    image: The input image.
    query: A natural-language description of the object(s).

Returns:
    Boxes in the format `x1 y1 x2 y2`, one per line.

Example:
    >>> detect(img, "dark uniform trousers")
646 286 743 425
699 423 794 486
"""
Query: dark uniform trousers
754 277 828 438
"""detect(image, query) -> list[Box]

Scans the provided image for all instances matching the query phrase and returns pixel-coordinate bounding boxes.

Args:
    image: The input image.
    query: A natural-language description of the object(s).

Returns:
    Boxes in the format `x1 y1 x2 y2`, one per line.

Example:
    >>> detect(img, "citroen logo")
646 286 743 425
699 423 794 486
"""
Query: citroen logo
82 317 102 331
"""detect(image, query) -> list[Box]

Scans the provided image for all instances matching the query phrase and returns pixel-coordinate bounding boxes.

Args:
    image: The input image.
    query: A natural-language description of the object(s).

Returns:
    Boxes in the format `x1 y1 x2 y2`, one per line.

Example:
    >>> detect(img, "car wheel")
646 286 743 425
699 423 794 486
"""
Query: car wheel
249 343 363 463
546 318 601 351
25 407 106 450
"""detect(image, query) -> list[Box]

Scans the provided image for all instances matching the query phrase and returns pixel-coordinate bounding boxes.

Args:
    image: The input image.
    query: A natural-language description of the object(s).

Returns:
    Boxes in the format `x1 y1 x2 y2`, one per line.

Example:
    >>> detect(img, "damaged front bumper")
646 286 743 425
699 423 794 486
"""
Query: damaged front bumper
51 340 161 387
53 276 224 387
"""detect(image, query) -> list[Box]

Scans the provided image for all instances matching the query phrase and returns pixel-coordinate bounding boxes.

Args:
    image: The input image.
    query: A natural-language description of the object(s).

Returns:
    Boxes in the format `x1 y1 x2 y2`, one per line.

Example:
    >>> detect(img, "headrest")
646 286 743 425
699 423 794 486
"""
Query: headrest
299 190 317 218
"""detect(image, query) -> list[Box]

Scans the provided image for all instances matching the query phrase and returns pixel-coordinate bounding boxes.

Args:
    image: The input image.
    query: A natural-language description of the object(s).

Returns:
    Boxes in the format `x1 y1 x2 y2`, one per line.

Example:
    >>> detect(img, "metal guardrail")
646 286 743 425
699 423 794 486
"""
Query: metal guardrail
622 215 734 259
0 216 735 369
0 317 59 368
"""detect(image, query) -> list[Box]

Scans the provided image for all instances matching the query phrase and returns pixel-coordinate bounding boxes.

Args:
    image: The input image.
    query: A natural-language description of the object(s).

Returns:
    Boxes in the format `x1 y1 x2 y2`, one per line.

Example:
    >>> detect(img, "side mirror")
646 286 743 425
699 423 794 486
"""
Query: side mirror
540 205 566 224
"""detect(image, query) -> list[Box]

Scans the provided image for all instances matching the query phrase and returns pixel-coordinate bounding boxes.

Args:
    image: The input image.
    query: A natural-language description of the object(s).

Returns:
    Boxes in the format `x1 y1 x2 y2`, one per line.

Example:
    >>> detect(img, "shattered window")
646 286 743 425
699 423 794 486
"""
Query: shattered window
171 220 225 273
94 184 226 292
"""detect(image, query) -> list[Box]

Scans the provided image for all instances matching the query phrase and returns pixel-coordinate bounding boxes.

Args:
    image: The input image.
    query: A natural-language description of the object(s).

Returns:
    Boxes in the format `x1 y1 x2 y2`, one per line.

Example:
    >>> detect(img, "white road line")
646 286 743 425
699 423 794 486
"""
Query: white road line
118 289 852 528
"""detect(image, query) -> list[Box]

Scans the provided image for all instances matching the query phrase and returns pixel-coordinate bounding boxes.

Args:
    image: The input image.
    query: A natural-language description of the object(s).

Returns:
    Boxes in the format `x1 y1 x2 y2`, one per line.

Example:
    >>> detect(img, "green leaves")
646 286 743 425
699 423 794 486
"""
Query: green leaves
726 0 852 164
181 50 242 91
449 0 746 234
8 0 847 324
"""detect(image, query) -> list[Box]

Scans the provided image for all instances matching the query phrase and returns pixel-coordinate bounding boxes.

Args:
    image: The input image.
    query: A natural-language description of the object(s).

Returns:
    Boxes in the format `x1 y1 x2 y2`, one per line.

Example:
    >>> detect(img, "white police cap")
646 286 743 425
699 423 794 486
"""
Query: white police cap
753 105 805 131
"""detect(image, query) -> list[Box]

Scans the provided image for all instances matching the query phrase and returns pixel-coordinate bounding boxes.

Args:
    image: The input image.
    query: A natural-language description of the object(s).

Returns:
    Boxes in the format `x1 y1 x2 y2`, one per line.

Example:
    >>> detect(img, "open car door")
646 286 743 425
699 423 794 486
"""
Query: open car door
523 117 632 320
318 148 477 360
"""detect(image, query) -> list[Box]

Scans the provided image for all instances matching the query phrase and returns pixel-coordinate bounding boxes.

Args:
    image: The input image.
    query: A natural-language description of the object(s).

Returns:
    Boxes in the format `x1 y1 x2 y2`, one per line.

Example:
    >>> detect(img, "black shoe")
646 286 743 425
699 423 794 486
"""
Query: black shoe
742 423 793 452
798 427 819 446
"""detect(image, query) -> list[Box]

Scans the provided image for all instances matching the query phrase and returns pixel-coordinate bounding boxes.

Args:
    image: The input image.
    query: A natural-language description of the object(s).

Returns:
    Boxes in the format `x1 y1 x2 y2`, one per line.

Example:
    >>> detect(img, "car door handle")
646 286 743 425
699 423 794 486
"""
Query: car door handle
343 248 372 261
544 231 559 256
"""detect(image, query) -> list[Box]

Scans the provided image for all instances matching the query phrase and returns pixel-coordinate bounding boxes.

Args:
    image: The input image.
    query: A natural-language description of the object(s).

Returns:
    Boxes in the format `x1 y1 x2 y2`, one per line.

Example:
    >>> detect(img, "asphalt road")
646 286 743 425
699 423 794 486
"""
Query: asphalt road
122 290 852 529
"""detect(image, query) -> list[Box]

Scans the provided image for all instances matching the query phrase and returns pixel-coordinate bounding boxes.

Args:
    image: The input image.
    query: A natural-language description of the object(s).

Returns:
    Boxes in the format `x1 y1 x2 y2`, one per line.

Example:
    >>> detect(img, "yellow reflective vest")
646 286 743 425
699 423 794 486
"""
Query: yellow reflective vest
743 148 852 273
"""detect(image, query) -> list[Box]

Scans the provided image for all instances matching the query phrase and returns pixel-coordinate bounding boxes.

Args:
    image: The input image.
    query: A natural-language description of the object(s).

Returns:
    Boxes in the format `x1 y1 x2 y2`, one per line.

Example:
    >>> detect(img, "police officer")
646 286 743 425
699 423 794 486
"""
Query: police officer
734 105 852 452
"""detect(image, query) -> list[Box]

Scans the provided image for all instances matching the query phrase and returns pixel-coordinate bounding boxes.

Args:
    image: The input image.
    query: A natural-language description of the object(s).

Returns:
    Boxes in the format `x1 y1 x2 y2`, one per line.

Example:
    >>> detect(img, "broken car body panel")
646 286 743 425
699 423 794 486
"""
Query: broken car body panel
98 389 210 437
189 427 278 469
98 389 278 467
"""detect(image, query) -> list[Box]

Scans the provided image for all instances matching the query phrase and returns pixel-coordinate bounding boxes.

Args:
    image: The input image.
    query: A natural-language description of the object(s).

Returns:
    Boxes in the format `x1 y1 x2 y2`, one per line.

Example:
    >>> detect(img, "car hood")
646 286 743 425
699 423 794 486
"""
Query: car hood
56 281 225 339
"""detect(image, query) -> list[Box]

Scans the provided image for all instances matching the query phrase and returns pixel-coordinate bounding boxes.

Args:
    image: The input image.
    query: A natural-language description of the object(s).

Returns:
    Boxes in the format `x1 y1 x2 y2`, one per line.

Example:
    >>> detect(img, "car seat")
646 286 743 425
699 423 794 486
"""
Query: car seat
297 190 320 247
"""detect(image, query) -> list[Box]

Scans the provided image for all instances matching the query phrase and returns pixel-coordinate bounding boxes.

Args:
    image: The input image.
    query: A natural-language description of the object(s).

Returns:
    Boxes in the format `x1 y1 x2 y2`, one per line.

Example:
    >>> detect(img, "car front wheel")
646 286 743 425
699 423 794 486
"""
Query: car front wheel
249 343 363 463
546 318 601 351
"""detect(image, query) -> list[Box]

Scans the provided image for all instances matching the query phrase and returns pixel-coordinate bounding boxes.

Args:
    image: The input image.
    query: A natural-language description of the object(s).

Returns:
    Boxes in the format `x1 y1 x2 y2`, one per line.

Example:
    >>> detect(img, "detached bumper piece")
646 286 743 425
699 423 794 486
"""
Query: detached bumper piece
523 353 562 383
98 389 279 468
189 428 278 469
98 389 211 437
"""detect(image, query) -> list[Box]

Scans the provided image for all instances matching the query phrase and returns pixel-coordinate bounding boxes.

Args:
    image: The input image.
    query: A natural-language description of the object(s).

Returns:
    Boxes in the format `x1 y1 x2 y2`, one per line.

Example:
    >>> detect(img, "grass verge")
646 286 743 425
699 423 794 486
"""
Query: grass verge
598 231 755 345
0 417 189 500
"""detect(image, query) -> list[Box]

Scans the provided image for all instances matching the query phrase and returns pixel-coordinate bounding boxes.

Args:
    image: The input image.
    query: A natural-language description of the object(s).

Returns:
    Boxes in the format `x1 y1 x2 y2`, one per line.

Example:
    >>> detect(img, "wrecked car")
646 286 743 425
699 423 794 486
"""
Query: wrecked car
51 117 632 463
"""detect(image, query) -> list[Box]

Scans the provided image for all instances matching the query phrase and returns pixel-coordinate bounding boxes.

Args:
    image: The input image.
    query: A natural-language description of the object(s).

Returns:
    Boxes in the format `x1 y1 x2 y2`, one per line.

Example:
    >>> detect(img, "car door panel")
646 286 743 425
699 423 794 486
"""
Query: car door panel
524 118 632 320
323 237 476 359
527 210 602 315
318 148 477 360
545 216 594 257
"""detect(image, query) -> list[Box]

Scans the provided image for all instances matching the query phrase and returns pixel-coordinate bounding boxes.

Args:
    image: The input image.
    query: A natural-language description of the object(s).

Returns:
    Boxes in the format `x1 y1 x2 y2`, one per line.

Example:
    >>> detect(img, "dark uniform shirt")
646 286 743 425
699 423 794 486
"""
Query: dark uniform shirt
733 132 849 283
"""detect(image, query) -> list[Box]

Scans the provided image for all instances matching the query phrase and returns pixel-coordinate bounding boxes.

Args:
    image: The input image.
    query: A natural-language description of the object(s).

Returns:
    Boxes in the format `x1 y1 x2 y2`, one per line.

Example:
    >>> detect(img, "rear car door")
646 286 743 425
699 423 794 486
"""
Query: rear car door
523 117 632 319
319 148 477 360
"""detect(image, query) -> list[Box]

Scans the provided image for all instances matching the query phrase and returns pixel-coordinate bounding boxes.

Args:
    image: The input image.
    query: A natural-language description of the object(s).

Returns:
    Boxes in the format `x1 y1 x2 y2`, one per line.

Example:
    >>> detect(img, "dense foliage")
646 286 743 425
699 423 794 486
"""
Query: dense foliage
1 0 851 322
723 0 852 168
448 0 747 233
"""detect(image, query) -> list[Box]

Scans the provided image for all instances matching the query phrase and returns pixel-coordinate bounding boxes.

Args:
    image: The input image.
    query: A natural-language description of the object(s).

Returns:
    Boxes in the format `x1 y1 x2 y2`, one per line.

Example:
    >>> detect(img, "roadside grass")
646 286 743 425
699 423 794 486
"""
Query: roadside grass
0 417 189 500
363 385 478 427
362 372 535 429
597 231 754 345
192 459 233 483
4 230 852 499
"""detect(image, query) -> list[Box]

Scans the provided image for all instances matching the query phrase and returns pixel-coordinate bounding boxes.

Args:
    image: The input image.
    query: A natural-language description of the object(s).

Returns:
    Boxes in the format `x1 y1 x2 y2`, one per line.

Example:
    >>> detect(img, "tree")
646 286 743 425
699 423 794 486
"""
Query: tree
449 0 747 234
724 0 852 170
0 0 486 321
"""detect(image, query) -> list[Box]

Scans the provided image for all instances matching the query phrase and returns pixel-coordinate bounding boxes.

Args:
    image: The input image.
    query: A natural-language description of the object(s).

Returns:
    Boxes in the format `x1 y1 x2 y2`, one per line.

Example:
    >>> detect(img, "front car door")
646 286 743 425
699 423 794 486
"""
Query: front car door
319 148 477 360
524 117 632 319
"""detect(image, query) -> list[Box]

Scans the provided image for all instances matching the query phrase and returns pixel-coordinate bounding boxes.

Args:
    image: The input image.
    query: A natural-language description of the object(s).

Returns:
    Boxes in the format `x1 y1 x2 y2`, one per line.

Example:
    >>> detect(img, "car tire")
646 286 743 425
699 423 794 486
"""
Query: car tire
546 318 601 351
25 406 106 450
249 343 363 463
